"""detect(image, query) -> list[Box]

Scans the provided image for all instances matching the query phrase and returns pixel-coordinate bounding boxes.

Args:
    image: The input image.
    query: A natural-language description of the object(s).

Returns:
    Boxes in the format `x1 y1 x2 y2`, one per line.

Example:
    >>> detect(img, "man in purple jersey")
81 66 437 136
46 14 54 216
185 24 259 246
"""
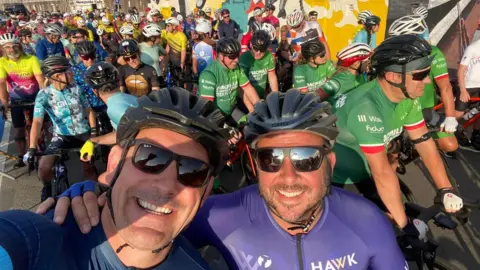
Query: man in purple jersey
37 89 409 269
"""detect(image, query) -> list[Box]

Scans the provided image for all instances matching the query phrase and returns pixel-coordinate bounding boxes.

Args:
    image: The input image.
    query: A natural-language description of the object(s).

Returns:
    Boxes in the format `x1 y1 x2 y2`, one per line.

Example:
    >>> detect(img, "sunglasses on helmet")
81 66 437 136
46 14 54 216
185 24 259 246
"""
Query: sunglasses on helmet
132 142 212 187
409 68 431 81
254 146 330 173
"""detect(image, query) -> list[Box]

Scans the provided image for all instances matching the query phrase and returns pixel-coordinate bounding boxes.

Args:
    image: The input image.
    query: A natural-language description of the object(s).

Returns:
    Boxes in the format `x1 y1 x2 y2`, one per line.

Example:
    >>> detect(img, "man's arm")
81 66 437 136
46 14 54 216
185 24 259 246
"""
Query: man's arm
457 64 470 102
268 70 279 93
436 77 455 117
29 117 43 149
181 49 186 69
0 78 9 106
321 39 331 60
90 131 117 145
365 152 408 227
192 55 198 75
407 125 452 190
87 108 96 130
240 84 260 112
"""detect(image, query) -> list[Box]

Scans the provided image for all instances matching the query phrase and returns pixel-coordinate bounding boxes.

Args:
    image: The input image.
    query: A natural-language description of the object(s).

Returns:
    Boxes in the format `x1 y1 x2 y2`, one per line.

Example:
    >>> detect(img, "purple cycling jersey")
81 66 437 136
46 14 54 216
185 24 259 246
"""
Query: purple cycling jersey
183 185 407 270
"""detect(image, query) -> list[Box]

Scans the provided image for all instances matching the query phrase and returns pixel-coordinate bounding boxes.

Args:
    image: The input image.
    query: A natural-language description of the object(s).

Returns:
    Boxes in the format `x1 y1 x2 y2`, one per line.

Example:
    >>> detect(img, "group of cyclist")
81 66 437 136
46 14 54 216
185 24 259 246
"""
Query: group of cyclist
0 3 478 269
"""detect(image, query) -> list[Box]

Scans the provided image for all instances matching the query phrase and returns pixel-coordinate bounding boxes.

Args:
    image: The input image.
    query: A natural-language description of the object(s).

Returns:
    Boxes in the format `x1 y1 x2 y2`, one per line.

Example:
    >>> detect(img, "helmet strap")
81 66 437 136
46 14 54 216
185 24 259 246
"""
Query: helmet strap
385 65 412 99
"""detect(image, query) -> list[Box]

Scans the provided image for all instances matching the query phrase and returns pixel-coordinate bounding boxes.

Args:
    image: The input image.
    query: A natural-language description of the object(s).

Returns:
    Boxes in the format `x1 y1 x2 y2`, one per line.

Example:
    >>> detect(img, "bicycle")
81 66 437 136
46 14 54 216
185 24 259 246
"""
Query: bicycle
1 100 53 169
399 198 480 270
30 145 101 198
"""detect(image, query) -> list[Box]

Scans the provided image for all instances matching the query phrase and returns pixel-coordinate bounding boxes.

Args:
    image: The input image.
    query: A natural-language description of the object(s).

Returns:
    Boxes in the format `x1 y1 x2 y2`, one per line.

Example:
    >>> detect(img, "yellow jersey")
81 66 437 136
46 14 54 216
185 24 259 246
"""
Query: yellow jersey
161 30 188 53
0 54 42 100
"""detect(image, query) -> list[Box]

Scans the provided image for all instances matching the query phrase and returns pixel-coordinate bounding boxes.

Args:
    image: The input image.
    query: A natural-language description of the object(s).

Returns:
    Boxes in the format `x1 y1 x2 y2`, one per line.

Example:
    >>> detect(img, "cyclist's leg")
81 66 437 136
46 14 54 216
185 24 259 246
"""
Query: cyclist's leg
11 106 28 166
38 135 64 200
422 108 459 152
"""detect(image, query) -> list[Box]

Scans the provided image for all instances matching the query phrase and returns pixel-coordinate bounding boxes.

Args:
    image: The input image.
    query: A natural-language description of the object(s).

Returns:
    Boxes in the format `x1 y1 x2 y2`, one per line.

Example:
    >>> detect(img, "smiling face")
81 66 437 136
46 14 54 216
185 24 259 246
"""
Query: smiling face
256 131 335 224
105 128 213 251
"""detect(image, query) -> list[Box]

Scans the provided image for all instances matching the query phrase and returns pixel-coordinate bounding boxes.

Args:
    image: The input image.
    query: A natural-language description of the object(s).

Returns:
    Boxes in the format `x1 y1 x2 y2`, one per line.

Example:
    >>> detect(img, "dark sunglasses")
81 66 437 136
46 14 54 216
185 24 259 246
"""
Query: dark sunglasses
409 68 431 81
124 54 138 61
132 142 212 187
72 35 84 39
223 15 230 19
224 53 239 60
254 146 329 173
80 54 95 61
252 45 267 53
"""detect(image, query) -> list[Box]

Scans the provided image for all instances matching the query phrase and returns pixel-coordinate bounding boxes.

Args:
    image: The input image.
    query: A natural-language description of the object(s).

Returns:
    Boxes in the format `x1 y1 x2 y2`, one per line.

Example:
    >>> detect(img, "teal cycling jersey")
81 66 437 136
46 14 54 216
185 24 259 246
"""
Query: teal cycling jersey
34 84 91 136
106 92 139 130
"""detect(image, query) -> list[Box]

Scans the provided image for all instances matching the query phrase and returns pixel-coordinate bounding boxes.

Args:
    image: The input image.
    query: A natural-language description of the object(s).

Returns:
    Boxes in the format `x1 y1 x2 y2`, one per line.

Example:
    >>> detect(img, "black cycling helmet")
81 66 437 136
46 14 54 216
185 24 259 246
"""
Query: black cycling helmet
301 40 326 60
88 12 94 19
216 37 241 55
371 34 432 74
75 40 96 56
85 61 119 89
245 89 339 149
265 4 275 11
41 56 71 77
371 35 433 98
309 10 318 17
248 20 262 32
116 87 230 175
250 30 271 52
199 10 206 17
18 29 32 37
118 39 139 57
365 15 381 27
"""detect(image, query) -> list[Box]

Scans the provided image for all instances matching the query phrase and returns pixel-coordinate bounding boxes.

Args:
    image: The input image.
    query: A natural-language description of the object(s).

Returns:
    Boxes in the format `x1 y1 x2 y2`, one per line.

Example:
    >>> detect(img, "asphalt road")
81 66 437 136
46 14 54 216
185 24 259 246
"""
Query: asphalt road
0 123 479 269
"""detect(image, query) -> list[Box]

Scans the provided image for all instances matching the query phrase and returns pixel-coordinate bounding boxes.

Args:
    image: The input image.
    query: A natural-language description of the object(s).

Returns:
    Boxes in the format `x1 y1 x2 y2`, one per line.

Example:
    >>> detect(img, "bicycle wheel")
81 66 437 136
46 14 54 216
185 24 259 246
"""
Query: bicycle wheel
52 174 70 198
400 178 417 204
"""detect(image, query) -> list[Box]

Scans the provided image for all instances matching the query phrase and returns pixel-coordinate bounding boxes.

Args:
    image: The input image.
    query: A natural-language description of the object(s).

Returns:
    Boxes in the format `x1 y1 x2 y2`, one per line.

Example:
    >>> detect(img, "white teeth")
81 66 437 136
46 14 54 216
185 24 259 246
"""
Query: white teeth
278 190 303 198
137 199 173 214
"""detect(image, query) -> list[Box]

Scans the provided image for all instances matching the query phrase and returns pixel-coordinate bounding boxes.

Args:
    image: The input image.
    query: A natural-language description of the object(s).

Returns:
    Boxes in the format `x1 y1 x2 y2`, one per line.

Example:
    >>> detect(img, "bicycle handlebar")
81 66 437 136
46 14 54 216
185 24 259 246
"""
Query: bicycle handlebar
34 147 83 157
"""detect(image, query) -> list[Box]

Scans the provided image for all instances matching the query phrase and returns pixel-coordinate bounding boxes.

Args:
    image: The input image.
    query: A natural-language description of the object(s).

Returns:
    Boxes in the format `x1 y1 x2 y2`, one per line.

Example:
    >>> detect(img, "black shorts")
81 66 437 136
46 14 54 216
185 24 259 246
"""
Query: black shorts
332 179 387 212
45 133 90 154
11 105 33 128
455 87 480 112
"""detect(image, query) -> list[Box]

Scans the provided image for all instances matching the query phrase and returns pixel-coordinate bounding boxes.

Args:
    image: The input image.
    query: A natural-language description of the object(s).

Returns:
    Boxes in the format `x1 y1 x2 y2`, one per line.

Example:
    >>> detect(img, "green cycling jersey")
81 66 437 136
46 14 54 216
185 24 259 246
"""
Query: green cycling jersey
293 60 336 93
198 60 250 116
333 80 426 184
420 46 449 109
239 51 275 99
320 70 367 106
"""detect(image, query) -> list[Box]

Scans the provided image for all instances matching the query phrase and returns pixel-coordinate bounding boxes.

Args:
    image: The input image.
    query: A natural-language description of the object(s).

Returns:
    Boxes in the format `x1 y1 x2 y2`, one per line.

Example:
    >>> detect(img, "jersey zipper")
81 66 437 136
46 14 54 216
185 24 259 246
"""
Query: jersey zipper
296 234 304 270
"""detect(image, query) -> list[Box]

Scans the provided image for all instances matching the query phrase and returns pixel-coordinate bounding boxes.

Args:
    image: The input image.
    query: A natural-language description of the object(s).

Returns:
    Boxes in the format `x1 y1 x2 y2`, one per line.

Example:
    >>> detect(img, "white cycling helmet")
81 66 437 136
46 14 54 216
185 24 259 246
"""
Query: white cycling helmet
336 43 372 67
177 14 183 22
142 23 162 37
63 13 70 18
96 28 104 36
165 17 179 26
18 21 28 27
44 23 63 35
205 7 212 13
125 14 131 21
92 20 99 28
100 12 106 17
101 16 111 25
252 8 264 17
261 23 276 40
287 9 304 28
388 15 427 37
413 6 428 19
77 19 85 27
120 25 134 35
148 9 161 18
357 10 373 24
131 14 140 24
195 19 212 34
0 33 20 45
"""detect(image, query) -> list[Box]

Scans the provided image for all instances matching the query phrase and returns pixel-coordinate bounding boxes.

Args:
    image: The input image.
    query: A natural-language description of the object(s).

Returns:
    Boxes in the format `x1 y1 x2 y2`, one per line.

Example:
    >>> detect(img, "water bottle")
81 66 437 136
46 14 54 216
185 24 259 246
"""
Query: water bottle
464 107 479 120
